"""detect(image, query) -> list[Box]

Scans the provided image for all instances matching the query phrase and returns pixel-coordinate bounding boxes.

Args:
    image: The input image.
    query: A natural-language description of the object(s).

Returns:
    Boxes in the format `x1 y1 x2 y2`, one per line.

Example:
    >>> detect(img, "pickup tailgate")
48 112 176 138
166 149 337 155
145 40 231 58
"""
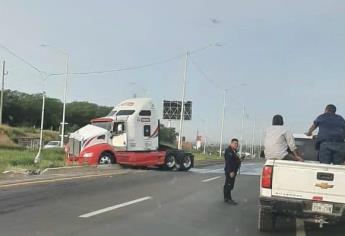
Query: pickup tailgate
272 160 345 204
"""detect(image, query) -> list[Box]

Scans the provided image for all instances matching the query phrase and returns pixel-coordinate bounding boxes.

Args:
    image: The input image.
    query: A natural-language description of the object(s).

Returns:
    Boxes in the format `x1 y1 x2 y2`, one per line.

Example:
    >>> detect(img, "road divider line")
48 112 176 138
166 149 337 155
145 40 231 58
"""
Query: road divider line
202 176 221 182
296 218 306 236
79 196 153 218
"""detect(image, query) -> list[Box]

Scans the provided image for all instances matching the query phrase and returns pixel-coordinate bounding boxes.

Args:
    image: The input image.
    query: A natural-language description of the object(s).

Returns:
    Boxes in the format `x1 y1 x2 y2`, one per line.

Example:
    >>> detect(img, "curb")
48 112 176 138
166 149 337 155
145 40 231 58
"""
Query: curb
41 164 121 175
0 169 131 189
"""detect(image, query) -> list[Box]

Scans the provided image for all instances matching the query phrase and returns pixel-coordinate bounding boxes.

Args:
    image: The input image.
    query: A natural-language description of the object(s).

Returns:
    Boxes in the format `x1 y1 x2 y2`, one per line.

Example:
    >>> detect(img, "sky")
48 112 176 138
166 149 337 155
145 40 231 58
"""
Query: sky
1 0 345 144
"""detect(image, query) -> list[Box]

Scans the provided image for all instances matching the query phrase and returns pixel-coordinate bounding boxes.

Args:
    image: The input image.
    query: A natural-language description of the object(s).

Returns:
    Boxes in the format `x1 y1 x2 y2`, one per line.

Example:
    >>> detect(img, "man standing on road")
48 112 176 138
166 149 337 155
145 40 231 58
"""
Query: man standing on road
264 115 304 161
306 104 345 165
224 138 241 205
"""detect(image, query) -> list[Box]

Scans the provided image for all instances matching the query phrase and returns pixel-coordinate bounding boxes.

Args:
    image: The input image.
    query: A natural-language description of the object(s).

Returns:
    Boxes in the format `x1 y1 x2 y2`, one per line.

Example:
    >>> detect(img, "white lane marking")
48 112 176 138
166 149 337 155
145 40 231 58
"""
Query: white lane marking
204 168 223 173
296 218 306 236
202 176 221 183
79 196 152 218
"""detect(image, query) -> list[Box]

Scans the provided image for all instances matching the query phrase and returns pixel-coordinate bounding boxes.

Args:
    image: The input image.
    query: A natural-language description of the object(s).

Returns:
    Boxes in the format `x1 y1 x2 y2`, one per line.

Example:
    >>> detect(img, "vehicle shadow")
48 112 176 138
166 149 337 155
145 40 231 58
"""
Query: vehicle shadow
304 222 345 236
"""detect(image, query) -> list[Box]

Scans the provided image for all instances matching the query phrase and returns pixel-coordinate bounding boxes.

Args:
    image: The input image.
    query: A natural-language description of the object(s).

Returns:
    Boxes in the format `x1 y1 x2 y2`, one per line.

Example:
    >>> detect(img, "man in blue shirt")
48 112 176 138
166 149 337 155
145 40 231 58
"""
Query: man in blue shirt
223 138 241 205
306 104 345 165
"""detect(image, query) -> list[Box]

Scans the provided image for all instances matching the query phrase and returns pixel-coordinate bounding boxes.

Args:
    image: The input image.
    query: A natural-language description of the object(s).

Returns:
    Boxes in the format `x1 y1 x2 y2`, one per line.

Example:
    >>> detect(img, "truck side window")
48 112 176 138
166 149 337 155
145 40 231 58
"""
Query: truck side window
144 125 151 137
113 123 125 134
139 110 151 116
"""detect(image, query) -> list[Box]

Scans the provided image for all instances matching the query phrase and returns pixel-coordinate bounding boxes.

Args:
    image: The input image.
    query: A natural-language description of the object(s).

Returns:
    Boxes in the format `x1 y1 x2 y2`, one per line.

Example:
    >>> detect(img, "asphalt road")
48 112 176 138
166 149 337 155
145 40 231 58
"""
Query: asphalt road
0 162 344 236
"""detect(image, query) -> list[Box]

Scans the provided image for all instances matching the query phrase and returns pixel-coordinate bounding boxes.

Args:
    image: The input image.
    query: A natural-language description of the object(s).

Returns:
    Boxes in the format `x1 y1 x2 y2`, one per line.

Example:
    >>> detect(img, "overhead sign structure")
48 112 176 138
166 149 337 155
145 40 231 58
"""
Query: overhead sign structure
163 100 192 120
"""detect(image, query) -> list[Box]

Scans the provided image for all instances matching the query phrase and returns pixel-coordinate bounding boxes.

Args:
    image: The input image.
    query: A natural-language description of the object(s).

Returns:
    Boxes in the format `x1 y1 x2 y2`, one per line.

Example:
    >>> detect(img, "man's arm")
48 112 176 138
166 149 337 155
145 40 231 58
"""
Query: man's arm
224 149 231 173
285 131 304 162
306 124 317 137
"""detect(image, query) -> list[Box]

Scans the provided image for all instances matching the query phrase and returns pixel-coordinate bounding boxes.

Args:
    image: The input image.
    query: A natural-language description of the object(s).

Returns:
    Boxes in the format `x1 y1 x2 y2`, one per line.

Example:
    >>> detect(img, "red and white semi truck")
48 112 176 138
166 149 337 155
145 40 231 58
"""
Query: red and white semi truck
66 98 194 171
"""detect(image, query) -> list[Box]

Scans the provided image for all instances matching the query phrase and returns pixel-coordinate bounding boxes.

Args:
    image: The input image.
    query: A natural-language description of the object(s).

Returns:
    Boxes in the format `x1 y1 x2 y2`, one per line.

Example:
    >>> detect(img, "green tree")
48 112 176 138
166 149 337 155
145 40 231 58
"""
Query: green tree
159 124 178 145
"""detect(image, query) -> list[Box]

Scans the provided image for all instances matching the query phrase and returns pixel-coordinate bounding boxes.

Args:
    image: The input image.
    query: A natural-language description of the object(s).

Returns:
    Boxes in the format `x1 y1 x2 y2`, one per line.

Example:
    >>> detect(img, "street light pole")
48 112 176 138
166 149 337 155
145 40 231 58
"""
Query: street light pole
178 51 189 150
251 119 256 157
239 104 245 157
34 73 47 163
0 44 47 162
0 60 7 125
60 54 69 147
40 44 69 148
219 89 226 157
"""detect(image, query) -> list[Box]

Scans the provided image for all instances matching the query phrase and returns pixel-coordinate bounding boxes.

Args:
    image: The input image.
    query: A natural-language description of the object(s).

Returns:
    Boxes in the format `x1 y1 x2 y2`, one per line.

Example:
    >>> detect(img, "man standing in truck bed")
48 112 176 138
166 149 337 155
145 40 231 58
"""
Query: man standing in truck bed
306 104 345 165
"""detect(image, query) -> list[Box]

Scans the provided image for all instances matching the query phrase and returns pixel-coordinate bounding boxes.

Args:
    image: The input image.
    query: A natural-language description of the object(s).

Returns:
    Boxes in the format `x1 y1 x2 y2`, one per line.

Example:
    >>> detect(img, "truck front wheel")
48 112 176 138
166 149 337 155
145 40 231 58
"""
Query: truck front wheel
258 207 276 232
98 152 115 165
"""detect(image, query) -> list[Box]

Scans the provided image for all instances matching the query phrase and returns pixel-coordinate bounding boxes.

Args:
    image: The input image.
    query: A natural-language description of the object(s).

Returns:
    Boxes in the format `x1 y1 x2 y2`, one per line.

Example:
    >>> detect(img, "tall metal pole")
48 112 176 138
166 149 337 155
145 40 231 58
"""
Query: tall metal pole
178 51 189 150
219 89 226 157
0 61 5 125
251 119 256 157
202 118 208 155
203 136 207 155
34 74 46 163
60 54 69 147
259 129 262 157
239 105 245 157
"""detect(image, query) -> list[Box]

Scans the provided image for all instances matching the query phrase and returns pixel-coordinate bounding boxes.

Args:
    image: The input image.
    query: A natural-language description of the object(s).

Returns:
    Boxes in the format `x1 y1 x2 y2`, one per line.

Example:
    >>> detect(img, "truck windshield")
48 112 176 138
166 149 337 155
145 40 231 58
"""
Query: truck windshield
117 110 135 116
91 121 112 131
107 110 117 116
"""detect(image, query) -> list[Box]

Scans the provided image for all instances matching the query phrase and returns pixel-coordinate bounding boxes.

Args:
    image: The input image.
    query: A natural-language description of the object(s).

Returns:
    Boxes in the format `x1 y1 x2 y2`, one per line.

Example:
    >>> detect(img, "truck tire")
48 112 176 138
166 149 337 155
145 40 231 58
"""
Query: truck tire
258 207 276 232
98 152 115 165
178 155 193 171
163 154 176 170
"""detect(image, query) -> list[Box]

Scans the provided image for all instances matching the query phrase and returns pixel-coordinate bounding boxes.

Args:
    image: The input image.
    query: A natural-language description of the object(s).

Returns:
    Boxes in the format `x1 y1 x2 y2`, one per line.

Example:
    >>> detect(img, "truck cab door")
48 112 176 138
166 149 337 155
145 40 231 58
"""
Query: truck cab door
111 122 127 151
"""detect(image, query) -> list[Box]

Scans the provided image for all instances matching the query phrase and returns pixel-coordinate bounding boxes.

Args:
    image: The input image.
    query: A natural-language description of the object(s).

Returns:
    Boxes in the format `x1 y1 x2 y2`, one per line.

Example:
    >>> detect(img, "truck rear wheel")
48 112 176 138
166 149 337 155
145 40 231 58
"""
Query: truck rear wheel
98 152 115 165
178 155 192 171
258 207 276 232
163 154 176 170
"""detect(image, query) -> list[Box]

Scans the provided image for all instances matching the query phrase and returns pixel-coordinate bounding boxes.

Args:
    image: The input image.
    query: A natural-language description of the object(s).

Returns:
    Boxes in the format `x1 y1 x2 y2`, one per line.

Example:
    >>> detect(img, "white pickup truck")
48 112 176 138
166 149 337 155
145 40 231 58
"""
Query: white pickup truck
258 134 345 231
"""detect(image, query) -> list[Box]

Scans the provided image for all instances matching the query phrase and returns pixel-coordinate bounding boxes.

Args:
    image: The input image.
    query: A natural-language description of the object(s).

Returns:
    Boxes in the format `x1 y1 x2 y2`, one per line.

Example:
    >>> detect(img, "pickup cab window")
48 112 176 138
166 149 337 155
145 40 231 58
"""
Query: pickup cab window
295 138 318 161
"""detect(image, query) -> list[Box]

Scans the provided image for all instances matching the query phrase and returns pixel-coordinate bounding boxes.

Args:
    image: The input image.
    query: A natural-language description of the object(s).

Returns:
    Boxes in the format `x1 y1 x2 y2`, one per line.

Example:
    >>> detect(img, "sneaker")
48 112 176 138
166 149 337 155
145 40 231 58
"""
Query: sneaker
227 200 238 205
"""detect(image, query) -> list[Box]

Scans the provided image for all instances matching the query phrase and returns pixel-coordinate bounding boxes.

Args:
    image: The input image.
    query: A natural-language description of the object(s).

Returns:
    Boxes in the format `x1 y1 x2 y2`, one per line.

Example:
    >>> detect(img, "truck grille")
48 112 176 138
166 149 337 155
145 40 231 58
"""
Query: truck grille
68 138 81 156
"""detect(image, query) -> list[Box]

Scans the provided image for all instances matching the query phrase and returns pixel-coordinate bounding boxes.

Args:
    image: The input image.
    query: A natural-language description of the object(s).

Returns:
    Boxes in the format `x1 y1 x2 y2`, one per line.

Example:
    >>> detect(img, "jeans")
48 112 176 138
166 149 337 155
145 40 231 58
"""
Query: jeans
319 141 345 165
223 172 236 200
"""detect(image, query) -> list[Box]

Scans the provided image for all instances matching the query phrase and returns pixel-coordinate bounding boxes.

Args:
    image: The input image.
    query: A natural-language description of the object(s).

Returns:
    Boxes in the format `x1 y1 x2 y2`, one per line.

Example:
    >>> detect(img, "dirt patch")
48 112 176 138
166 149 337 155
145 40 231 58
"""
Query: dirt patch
0 130 16 146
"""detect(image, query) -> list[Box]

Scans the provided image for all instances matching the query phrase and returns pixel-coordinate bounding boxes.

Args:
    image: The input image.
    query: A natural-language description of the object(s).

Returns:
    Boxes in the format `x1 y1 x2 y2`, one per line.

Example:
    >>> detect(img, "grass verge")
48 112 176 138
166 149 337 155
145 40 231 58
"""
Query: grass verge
0 148 65 173
193 152 223 161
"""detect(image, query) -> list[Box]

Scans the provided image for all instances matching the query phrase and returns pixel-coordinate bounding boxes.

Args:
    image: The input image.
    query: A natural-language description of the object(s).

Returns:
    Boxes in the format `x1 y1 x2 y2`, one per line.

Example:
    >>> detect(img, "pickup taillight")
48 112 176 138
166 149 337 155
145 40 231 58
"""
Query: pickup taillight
261 166 273 189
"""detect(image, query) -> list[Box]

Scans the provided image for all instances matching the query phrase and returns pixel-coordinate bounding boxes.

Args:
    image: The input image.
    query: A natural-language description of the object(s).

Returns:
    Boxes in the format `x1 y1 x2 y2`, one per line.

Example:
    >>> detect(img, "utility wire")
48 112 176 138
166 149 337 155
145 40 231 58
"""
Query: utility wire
50 44 219 76
189 55 222 90
50 53 184 76
0 44 42 73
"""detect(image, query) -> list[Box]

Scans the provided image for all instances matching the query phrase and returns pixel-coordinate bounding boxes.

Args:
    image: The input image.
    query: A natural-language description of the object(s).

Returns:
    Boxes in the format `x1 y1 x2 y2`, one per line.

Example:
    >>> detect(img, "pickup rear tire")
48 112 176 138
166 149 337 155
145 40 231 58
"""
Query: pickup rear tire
258 207 276 232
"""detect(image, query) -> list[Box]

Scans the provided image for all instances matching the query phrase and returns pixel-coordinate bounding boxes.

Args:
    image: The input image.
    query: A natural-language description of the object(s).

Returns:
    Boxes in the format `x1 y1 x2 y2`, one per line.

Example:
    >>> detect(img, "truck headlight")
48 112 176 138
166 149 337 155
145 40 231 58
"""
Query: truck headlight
82 152 94 158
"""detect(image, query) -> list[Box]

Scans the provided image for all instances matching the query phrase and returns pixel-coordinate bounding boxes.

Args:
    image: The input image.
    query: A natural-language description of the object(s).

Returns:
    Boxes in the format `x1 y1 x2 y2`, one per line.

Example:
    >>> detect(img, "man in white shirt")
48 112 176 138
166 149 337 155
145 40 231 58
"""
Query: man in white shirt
264 115 304 161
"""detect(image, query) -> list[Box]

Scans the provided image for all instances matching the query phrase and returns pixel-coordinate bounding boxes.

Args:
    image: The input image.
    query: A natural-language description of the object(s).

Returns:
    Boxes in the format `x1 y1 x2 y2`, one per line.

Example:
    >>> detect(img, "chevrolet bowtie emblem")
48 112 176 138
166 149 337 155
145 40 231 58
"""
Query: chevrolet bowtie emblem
315 183 334 189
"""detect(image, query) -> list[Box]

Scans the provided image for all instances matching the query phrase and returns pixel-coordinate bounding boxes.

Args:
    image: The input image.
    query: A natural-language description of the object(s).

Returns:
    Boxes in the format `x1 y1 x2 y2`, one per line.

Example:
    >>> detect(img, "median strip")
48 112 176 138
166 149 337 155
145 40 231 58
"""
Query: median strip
202 176 221 182
79 196 153 218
